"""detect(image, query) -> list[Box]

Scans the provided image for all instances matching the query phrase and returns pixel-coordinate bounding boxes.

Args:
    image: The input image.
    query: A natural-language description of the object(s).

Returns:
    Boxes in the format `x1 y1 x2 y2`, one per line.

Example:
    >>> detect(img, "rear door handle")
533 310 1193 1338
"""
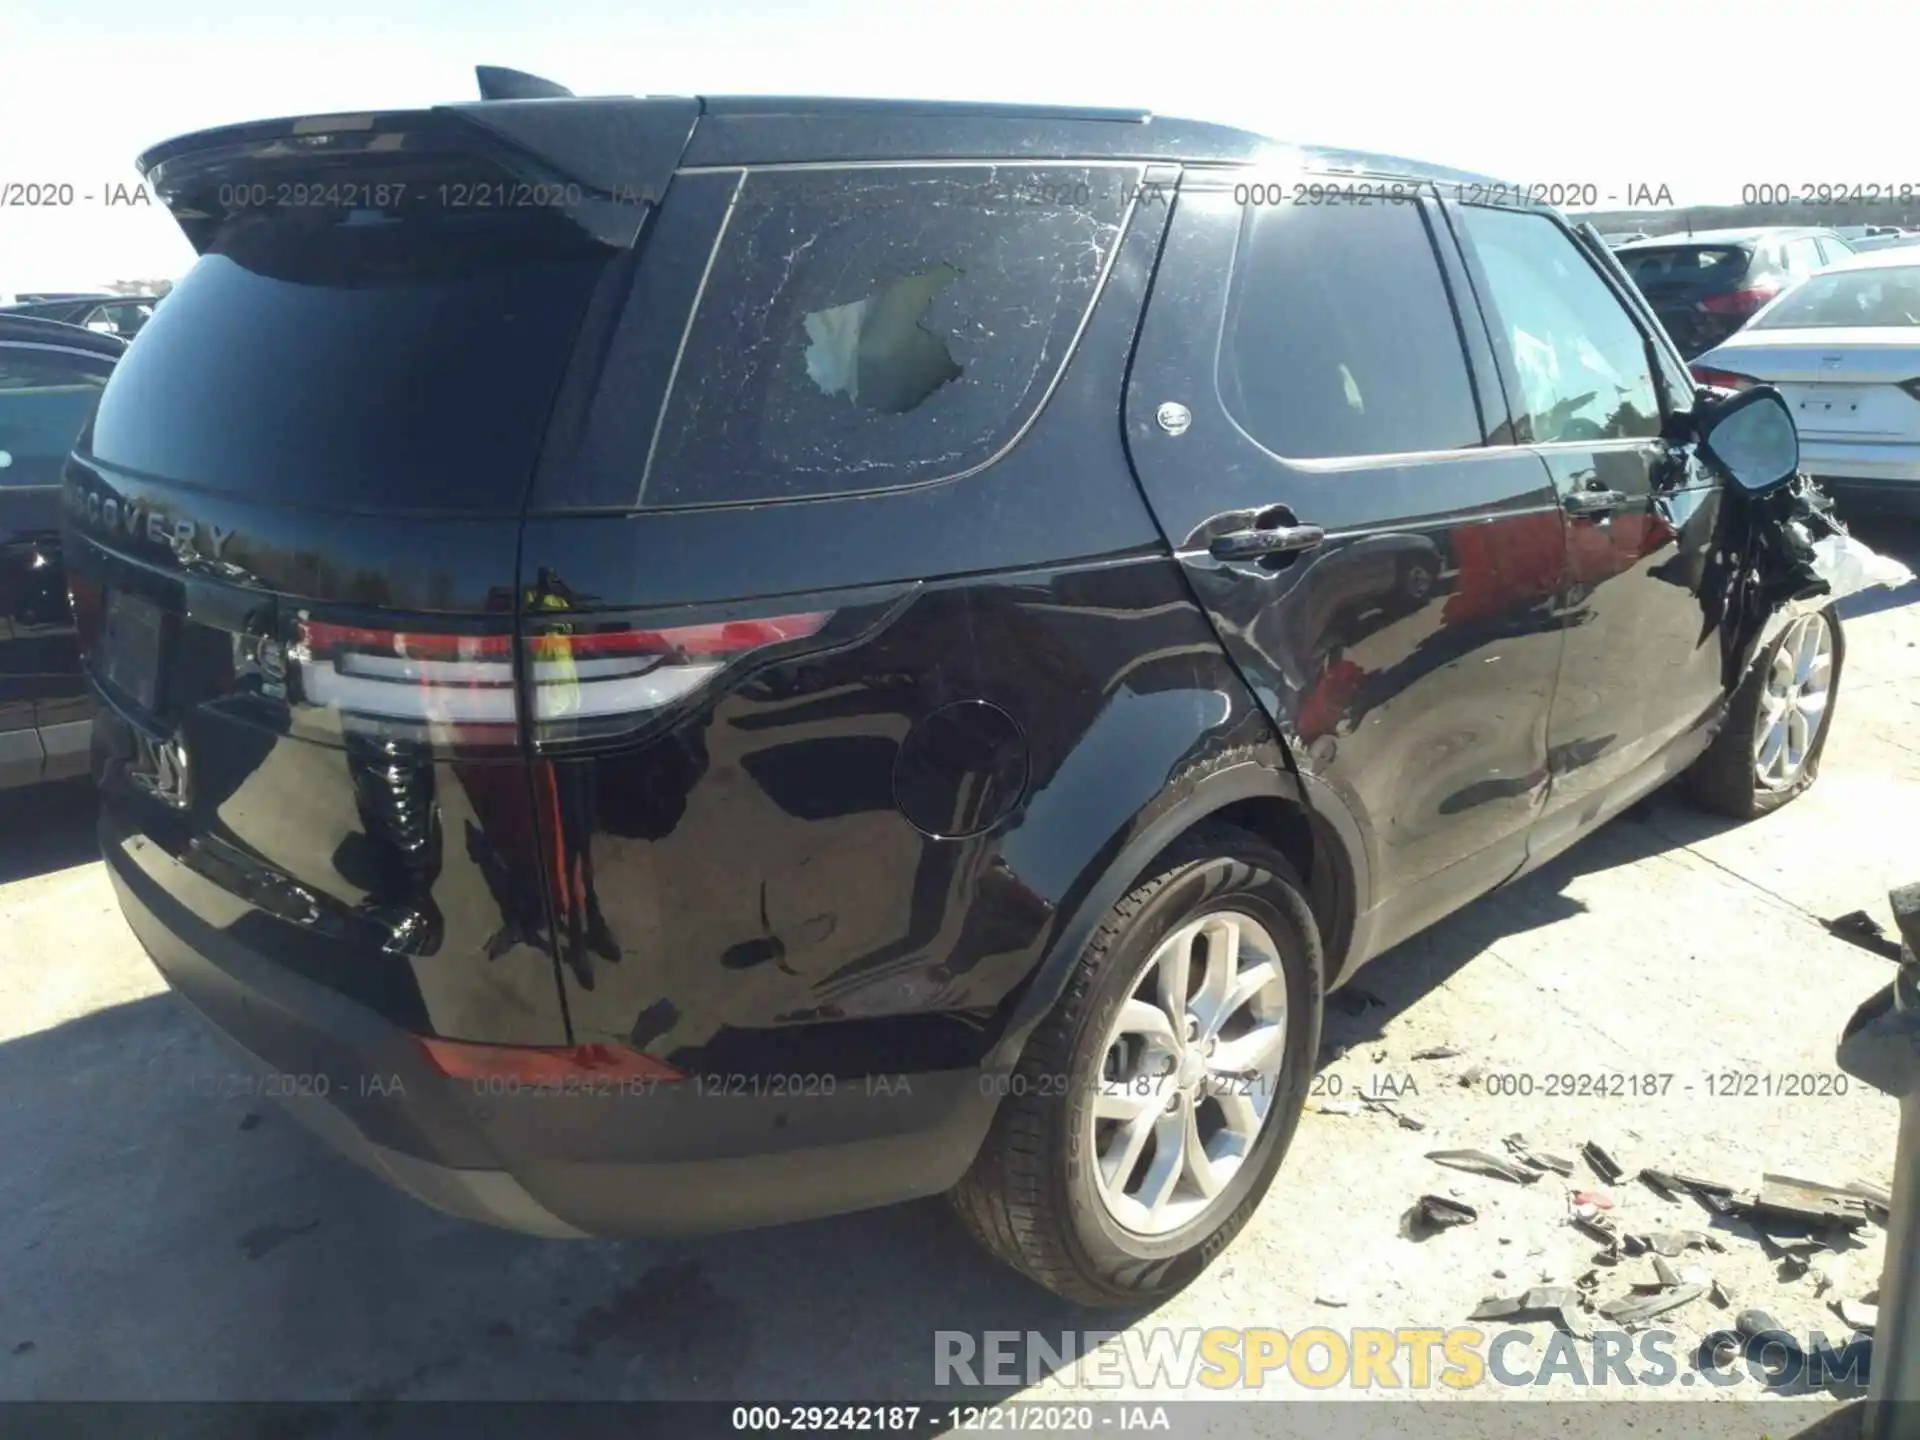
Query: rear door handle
1209 524 1327 562
1562 489 1629 517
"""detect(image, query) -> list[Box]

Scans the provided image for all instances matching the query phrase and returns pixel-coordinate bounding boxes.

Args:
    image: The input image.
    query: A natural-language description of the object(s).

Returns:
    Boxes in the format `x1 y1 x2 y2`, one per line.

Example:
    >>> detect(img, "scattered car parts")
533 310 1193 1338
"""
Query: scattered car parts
1428 1149 1539 1184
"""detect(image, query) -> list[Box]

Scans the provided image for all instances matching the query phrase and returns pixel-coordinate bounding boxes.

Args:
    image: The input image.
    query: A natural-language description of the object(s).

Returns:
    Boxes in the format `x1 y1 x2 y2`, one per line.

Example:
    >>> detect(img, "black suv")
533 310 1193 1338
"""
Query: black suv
1615 226 1855 359
2 316 120 788
66 78 1842 1305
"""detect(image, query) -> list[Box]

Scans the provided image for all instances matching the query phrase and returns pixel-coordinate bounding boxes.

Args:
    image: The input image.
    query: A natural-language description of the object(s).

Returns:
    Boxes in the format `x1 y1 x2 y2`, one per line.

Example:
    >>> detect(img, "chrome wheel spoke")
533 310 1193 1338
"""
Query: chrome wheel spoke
1095 1083 1155 1123
1099 1108 1157 1192
1137 1111 1189 1222
1217 960 1281 1032
1154 923 1196 1021
1189 916 1237 1028
1787 706 1811 765
1185 1110 1226 1198
1794 620 1825 685
1087 906 1291 1237
1213 1082 1268 1133
1212 1022 1286 1076
1115 998 1179 1051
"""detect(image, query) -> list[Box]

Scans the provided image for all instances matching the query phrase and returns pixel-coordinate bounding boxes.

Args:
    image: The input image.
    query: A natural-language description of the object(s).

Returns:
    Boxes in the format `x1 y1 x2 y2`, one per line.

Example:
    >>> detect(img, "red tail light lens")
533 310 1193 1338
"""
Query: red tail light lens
1700 283 1782 316
286 608 834 751
1689 365 1759 391
290 617 519 749
419 1037 682 1083
525 610 831 747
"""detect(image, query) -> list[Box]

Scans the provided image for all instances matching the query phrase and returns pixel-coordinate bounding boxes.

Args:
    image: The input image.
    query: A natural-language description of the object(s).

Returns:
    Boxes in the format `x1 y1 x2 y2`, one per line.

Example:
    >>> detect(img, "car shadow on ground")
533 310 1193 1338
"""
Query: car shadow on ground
0 776 97 885
1316 787 1746 1055
0 986 1120 1411
0 788 1754 1411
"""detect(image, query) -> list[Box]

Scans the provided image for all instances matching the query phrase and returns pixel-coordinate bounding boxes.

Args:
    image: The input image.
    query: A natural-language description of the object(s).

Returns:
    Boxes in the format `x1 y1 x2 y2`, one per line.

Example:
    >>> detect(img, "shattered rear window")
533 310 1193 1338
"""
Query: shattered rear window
636 164 1139 508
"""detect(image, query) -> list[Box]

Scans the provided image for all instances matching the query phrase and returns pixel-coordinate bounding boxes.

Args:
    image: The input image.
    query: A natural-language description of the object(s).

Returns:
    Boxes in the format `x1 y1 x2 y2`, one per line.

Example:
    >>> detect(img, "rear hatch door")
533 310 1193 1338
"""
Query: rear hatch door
68 98 695 1046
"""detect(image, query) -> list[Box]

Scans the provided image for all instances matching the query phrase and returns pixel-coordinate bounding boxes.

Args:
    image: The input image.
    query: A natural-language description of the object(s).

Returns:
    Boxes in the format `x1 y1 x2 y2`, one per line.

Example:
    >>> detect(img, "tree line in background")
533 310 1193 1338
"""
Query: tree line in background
104 278 174 296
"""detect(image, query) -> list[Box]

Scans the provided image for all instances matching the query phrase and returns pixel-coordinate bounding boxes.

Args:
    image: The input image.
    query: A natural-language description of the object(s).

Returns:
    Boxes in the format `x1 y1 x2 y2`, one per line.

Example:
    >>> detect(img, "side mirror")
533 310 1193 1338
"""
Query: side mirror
1696 385 1800 494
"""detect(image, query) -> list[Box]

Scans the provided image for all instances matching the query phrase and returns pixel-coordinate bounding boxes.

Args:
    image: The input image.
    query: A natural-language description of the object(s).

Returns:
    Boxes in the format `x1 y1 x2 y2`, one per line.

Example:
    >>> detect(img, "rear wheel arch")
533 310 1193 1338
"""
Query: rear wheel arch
986 750 1368 1076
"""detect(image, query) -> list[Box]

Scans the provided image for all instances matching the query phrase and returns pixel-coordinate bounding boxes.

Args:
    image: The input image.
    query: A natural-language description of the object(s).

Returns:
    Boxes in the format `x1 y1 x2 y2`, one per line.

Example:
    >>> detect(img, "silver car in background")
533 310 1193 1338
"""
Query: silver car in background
1690 247 1920 518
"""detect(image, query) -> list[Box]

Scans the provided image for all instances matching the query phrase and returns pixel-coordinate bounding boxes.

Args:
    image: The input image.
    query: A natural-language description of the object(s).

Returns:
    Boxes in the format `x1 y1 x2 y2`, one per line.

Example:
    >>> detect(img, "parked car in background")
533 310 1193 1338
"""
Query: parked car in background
68 81 1842 1305
1616 227 1856 358
1600 231 1649 247
1 316 120 788
5 291 120 306
0 294 161 341
1691 247 1920 517
1850 231 1920 255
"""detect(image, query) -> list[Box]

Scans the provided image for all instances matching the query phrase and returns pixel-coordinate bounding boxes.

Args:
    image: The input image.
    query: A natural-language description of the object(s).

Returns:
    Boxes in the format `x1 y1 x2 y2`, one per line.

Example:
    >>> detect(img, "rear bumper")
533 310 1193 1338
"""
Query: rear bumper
106 817 998 1238
1803 439 1920 486
1806 450 1920 517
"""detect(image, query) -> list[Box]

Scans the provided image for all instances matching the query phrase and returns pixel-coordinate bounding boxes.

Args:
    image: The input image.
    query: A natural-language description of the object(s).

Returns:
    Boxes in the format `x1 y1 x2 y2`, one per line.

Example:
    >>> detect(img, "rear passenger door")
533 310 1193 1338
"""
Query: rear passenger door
1125 172 1569 949
1444 200 1726 849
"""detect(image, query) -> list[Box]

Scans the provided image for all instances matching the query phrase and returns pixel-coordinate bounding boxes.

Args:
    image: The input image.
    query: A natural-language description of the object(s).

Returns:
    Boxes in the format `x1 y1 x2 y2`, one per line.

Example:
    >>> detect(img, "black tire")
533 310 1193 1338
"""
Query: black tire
1686 604 1845 819
949 826 1323 1306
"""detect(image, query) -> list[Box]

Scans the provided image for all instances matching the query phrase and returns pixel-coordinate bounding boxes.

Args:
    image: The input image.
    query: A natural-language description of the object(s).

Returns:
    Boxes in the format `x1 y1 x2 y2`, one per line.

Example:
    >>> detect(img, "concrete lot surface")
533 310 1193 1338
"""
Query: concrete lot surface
1 521 1916 1436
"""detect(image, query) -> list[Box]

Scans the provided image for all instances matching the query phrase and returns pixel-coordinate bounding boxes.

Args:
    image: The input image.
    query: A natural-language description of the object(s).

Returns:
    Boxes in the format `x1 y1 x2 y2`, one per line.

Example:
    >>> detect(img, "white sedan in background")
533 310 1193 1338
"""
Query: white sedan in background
1690 247 1920 517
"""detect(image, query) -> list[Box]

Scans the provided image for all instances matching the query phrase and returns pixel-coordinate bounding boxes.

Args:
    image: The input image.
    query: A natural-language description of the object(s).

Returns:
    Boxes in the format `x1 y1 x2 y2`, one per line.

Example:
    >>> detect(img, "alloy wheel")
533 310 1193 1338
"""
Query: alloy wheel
1089 910 1289 1236
1753 612 1834 791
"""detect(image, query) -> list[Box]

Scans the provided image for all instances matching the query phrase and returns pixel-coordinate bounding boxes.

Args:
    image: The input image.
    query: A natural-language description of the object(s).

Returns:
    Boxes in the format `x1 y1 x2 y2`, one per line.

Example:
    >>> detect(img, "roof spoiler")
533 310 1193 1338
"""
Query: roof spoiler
136 93 700 252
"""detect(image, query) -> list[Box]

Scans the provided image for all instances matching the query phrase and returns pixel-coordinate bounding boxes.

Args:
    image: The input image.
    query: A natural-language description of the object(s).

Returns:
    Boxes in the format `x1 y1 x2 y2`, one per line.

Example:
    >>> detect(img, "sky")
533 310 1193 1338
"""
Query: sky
3 0 1913 290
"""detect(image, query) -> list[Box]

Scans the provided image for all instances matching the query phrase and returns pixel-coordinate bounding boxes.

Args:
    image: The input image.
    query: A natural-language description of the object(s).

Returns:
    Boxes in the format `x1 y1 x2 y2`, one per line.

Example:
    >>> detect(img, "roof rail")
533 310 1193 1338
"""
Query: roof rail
475 66 574 101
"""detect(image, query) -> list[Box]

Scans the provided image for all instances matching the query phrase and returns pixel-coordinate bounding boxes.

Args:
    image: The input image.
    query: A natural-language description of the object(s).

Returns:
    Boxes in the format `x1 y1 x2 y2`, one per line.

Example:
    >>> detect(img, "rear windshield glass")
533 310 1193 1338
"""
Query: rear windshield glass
1752 265 1920 329
88 199 611 514
1619 246 1749 286
634 164 1137 508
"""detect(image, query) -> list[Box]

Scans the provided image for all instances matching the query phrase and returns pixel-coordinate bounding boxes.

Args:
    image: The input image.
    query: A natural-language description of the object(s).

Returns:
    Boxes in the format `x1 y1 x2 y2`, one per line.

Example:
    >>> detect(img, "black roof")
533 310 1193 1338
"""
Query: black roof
0 313 128 358
138 92 1506 190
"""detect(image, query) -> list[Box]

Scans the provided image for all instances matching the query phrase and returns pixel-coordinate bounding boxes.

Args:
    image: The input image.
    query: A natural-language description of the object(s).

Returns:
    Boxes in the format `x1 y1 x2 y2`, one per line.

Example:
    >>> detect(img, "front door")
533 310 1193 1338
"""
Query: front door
1443 200 1728 849
1124 172 1570 955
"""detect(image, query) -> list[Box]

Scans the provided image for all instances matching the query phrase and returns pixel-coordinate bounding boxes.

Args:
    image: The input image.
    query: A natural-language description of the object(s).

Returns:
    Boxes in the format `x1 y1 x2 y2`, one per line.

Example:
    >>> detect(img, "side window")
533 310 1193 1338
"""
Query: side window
1815 236 1852 266
0 348 112 488
1218 197 1483 459
636 164 1138 508
1784 237 1825 274
1455 206 1661 445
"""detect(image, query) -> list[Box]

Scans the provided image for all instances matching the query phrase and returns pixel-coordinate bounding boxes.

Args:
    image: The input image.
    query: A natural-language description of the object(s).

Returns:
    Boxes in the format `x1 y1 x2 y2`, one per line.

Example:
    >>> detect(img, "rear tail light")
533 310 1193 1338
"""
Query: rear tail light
290 617 518 750
286 607 834 752
1700 283 1782 316
1690 365 1759 391
526 611 831 747
419 1037 682 1083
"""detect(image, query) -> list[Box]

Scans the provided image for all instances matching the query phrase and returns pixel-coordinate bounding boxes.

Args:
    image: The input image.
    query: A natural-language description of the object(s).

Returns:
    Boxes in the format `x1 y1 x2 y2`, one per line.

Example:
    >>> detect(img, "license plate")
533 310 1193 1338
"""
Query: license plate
1788 384 1866 409
100 589 164 710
